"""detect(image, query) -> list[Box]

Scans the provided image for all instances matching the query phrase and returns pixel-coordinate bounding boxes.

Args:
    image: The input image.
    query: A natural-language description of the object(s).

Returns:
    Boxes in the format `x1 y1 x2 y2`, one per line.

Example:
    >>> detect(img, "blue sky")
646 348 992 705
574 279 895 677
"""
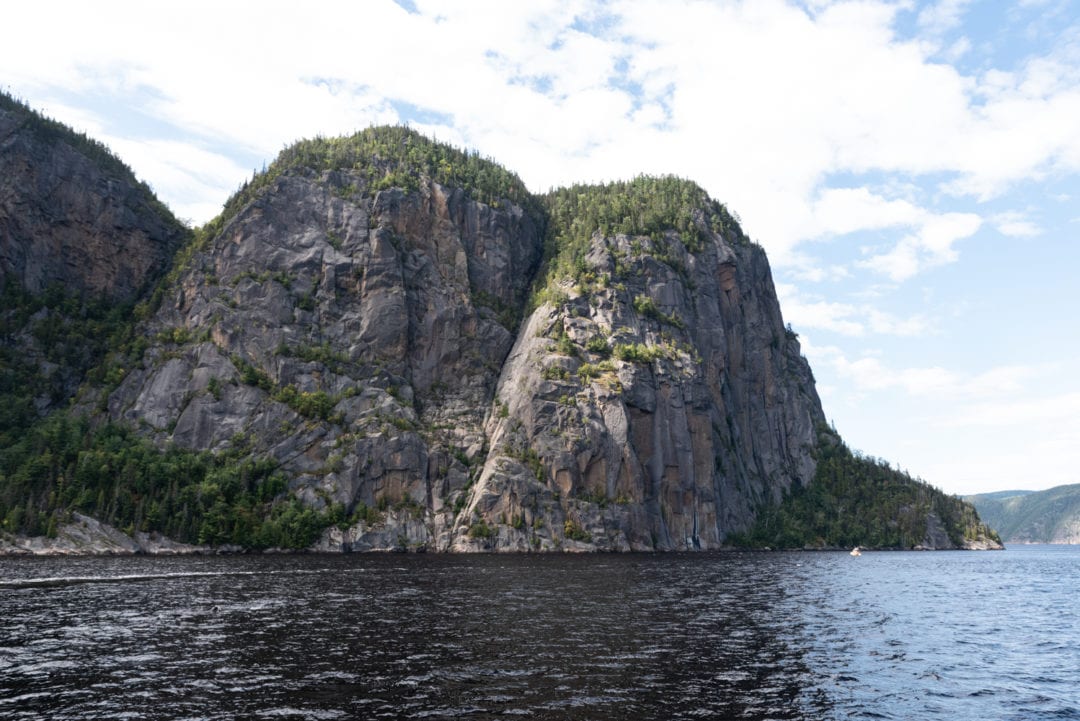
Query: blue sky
3 0 1078 495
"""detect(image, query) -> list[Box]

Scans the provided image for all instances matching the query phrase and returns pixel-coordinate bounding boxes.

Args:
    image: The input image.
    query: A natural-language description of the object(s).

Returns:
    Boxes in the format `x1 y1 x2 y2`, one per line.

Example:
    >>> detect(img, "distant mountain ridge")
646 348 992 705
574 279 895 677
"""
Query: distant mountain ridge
966 485 1080 544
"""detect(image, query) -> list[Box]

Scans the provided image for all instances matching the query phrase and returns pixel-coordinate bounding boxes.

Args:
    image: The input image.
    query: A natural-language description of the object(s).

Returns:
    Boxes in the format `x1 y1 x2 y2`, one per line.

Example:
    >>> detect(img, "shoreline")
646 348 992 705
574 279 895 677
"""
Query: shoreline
0 513 1003 557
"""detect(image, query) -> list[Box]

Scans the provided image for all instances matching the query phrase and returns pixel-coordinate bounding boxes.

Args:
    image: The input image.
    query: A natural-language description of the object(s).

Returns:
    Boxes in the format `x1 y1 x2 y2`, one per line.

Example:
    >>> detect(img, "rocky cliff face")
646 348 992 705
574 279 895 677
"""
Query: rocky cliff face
106 165 546 550
0 94 187 426
101 152 824 551
0 118 996 552
0 96 185 301
452 228 823 551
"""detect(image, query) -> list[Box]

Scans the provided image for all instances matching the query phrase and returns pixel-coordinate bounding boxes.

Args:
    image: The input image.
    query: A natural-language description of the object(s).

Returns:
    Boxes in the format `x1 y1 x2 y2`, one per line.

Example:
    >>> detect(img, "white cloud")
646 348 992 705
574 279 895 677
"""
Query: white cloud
802 339 1080 493
858 211 982 281
784 298 867 336
3 0 1079 258
943 36 972 62
802 186 984 280
777 284 931 337
810 187 924 236
801 338 1043 399
784 253 851 282
942 390 1080 428
992 211 1042 237
917 0 974 35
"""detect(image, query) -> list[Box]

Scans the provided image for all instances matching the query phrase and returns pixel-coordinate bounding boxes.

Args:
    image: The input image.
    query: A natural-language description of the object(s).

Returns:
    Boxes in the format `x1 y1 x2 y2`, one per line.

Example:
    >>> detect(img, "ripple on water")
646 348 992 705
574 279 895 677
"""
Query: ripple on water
1 548 1078 720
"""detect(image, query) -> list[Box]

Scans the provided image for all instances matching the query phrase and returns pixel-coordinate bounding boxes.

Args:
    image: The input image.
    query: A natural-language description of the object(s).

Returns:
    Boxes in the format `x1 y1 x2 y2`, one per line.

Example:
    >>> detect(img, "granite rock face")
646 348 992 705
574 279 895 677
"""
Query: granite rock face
108 170 544 549
0 99 185 301
450 230 824 551
0 112 1001 553
105 164 827 551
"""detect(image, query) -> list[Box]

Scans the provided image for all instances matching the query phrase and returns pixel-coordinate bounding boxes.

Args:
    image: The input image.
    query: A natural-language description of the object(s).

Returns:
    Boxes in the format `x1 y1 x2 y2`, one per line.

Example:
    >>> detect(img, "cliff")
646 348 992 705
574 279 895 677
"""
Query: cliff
0 115 1000 552
0 93 186 301
450 179 824 550
967 485 1080 544
0 93 187 441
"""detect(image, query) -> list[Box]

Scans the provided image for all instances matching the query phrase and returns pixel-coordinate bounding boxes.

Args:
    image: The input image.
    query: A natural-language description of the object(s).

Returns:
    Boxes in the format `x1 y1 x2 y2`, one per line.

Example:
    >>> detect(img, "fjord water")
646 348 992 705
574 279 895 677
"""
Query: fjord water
1 547 1076 720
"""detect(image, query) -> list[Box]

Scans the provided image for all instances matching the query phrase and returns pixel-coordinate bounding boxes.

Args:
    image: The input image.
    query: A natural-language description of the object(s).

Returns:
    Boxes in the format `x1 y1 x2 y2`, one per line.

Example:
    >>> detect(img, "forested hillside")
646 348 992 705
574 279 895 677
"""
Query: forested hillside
733 434 1001 549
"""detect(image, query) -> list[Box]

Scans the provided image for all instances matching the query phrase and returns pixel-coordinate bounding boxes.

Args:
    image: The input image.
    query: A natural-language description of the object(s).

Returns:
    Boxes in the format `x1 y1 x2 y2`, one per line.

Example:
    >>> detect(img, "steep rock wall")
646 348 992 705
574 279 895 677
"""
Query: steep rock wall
106 168 827 551
108 170 543 546
451 228 825 550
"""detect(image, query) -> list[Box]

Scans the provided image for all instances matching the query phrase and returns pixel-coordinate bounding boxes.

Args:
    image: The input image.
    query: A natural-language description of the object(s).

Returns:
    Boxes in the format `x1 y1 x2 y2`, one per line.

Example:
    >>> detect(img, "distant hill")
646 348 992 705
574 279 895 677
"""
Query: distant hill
966 485 1080 544
974 490 1035 501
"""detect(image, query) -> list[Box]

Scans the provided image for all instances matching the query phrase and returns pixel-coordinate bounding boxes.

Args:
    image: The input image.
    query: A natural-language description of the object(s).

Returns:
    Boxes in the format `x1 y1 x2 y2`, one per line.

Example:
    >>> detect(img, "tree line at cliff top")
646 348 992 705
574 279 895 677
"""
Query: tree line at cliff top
0 95 997 548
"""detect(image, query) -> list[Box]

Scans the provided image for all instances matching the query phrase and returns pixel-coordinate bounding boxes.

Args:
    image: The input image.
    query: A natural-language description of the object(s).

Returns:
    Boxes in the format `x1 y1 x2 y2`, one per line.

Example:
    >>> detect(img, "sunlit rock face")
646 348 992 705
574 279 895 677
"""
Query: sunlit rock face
450 223 824 551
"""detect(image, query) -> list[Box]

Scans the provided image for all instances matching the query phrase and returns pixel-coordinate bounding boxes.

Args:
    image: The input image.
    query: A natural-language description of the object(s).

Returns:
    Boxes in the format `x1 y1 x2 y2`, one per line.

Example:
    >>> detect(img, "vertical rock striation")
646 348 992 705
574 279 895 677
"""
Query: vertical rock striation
108 163 545 549
107 149 825 550
451 211 824 550
0 94 187 424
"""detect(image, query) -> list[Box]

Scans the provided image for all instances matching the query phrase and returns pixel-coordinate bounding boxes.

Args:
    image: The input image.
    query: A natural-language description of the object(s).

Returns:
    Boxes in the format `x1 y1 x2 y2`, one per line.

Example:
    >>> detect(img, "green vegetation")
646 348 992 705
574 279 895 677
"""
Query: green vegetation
0 416 340 548
276 342 349 370
220 125 543 227
533 175 745 301
232 351 343 422
472 290 521 330
584 336 611 357
632 294 686 329
273 385 339 422
0 274 340 547
232 269 292 289
563 518 592 542
231 354 273 391
731 437 1001 549
541 365 570 381
0 278 143 447
468 518 495 539
577 360 616 382
612 342 668 364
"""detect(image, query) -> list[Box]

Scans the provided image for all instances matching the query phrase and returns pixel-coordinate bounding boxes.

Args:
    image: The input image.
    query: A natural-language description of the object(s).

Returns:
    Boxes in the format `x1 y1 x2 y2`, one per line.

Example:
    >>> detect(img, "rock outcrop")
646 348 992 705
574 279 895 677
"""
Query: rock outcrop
106 163 546 549
0 94 188 423
0 513 207 556
450 228 823 551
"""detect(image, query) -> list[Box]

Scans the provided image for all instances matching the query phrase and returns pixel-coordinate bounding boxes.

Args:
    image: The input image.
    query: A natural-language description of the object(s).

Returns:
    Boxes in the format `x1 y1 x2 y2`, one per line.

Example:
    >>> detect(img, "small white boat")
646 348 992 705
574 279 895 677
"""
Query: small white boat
850 546 862 557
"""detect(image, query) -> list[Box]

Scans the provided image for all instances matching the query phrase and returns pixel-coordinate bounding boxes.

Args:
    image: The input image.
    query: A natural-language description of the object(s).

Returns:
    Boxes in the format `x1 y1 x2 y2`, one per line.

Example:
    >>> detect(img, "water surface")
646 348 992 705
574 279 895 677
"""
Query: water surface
2 546 1077 719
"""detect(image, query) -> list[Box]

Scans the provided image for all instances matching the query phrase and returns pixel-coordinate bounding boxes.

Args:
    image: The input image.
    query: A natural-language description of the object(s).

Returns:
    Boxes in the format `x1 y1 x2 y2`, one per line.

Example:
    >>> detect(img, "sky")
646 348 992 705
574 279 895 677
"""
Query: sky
3 0 1078 495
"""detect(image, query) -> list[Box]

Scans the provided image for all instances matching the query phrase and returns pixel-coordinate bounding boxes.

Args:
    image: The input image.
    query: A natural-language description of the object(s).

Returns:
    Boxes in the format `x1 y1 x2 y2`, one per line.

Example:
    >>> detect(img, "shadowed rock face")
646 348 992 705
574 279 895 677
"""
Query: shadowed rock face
106 164 826 551
0 99 187 421
0 102 185 301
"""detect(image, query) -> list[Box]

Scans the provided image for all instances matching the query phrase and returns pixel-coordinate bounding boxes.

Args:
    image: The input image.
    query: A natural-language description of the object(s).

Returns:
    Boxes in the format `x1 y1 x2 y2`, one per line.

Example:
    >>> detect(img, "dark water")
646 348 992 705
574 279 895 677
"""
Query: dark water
1 547 1077 720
